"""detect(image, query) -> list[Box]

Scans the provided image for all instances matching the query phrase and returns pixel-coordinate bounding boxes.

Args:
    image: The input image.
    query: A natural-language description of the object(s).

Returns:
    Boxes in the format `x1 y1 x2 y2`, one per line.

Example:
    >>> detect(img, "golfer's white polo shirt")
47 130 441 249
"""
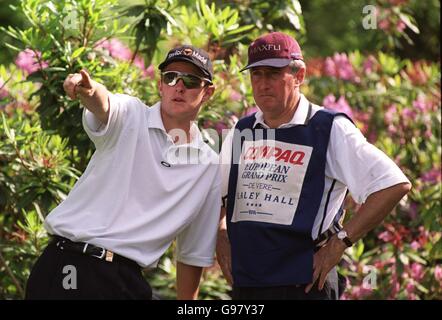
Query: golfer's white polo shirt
45 93 221 268
221 94 410 239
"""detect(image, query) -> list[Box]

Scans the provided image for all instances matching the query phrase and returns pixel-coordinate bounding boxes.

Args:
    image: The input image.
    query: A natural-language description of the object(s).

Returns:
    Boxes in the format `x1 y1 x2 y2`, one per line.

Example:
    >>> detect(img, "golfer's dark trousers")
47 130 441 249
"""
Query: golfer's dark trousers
25 236 152 300
232 269 346 300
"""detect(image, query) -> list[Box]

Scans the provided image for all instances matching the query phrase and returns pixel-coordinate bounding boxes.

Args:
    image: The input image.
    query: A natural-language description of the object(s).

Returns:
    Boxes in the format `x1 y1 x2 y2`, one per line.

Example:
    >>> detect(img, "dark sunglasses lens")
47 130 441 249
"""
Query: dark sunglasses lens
162 72 205 89
163 72 178 85
182 75 203 89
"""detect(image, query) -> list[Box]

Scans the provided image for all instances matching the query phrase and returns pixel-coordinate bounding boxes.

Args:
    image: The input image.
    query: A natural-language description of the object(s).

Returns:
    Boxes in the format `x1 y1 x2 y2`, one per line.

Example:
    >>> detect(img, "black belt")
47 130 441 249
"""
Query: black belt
52 235 139 268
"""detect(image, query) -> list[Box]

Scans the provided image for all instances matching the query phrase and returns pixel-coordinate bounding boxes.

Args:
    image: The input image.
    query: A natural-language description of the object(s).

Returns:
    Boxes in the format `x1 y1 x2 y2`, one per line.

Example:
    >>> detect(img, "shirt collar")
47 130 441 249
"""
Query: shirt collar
147 101 166 131
253 94 310 128
147 101 206 150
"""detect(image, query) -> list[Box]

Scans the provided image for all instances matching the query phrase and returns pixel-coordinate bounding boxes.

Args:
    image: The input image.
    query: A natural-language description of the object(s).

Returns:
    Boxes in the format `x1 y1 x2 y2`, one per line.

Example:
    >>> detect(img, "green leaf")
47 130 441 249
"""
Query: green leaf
225 11 238 29
399 253 409 265
156 6 178 27
71 47 85 60
220 6 231 21
121 5 145 18
4 42 23 52
414 282 429 294
406 252 427 265
399 13 420 34
429 238 442 260
225 24 254 35
43 67 66 72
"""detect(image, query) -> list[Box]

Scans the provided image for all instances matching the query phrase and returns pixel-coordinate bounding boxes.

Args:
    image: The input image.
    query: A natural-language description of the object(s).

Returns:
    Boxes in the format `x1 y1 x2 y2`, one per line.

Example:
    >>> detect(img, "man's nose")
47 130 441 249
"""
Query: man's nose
257 77 271 91
175 78 186 92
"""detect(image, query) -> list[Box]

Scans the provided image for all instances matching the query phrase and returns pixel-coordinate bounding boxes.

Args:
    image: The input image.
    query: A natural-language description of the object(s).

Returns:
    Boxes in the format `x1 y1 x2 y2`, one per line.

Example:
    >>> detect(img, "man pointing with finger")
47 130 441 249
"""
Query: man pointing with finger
26 45 221 300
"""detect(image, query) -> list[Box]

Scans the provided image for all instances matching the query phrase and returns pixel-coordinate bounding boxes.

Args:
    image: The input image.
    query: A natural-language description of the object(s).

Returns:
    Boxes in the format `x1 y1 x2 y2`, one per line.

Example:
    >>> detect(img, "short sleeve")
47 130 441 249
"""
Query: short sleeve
326 116 410 204
176 176 222 267
82 93 126 150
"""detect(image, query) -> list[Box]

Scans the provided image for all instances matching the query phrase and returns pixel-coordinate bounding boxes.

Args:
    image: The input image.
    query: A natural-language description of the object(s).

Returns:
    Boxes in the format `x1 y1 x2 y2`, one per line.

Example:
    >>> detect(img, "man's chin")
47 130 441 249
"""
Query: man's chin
255 103 277 113
166 107 196 120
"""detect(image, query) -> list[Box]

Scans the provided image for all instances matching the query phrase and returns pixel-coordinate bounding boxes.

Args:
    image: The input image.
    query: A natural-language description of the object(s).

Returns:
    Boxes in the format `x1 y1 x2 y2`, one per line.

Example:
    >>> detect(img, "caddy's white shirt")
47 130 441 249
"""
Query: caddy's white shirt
45 93 221 268
220 94 410 239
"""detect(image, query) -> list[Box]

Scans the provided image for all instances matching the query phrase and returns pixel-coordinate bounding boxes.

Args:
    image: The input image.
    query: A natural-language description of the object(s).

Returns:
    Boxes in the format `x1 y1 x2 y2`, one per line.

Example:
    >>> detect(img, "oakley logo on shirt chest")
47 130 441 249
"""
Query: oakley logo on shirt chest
161 161 171 167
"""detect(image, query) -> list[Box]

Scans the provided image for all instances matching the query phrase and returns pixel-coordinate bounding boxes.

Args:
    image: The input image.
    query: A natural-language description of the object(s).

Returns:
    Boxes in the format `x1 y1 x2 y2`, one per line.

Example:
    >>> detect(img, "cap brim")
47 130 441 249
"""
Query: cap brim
240 58 292 72
159 56 212 81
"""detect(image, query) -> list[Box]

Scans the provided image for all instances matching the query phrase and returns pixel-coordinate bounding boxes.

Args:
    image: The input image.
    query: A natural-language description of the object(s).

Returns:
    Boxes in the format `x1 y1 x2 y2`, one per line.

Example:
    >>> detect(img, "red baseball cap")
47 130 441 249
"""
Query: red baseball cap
240 32 303 72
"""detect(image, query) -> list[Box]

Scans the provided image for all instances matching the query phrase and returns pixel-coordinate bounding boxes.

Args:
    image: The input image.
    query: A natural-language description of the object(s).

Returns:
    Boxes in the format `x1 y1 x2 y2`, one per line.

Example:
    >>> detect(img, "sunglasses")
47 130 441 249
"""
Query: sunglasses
161 71 212 89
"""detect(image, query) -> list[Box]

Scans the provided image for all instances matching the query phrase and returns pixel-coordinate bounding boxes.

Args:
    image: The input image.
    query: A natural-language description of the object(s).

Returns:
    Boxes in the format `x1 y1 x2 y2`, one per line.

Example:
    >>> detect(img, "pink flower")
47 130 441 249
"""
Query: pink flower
229 90 242 102
245 106 258 116
374 257 395 269
334 53 357 81
406 282 415 294
368 132 377 143
410 241 420 250
334 96 354 118
351 285 373 299
378 19 390 31
323 94 354 118
407 292 418 300
420 167 441 184
378 223 410 248
410 263 424 281
95 38 149 78
417 226 430 247
387 124 397 135
408 202 418 220
424 128 432 138
378 230 394 242
323 53 358 82
322 94 336 107
363 55 378 74
412 95 429 112
95 38 132 61
324 57 336 77
215 122 227 134
15 49 49 74
145 64 155 80
434 265 442 282
133 55 146 73
402 108 416 120
389 275 400 299
384 104 397 125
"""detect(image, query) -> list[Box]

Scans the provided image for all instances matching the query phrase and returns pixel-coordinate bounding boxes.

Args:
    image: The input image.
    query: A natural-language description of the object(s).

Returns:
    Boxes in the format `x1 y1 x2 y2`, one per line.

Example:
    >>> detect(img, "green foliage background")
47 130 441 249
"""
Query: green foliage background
0 0 440 299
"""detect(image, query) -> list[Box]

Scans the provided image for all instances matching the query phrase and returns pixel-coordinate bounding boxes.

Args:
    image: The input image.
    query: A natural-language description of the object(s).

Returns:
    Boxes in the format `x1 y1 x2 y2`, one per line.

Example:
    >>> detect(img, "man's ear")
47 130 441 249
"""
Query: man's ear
201 85 215 103
295 68 306 87
158 79 163 97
